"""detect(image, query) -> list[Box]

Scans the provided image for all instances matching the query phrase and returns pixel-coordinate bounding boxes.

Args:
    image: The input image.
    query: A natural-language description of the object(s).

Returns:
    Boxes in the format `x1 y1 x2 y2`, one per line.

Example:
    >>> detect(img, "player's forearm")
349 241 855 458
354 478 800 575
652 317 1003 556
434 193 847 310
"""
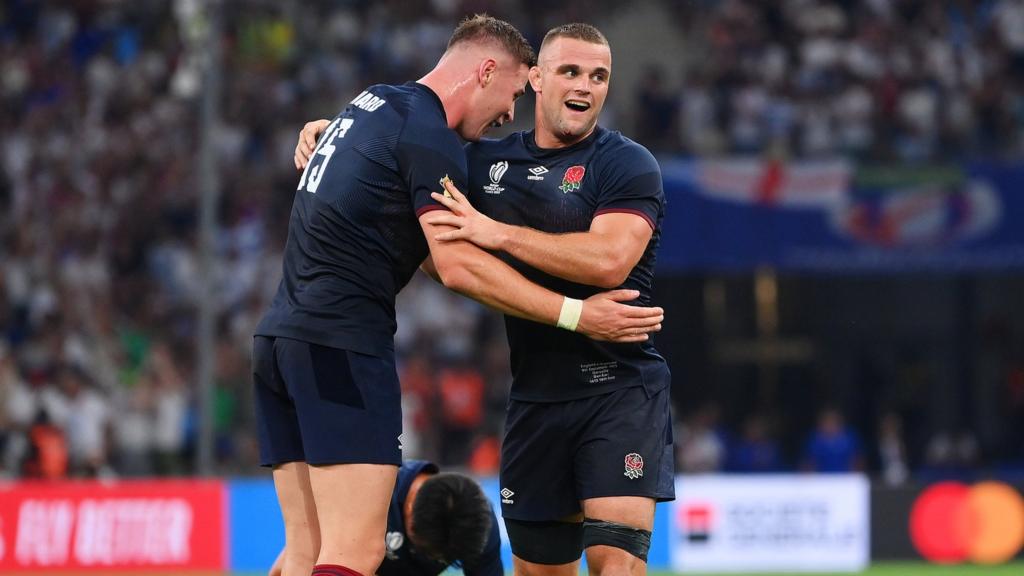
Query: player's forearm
434 245 564 326
499 225 629 288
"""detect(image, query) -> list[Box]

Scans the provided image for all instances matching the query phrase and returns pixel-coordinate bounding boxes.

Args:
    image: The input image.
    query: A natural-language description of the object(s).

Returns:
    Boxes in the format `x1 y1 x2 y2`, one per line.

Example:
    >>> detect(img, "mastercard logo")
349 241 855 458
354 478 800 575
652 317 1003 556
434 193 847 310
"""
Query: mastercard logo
910 481 1024 564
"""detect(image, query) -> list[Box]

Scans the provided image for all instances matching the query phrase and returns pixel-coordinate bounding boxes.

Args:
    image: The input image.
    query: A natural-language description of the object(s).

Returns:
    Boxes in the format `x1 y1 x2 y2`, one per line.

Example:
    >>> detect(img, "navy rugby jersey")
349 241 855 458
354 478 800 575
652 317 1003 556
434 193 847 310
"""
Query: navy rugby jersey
465 127 669 402
380 460 502 576
256 83 461 355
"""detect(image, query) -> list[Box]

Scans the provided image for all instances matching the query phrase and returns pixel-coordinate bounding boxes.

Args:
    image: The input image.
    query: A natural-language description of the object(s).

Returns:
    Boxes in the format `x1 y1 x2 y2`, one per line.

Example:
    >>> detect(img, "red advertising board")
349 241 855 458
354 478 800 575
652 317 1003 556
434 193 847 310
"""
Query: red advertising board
0 480 226 572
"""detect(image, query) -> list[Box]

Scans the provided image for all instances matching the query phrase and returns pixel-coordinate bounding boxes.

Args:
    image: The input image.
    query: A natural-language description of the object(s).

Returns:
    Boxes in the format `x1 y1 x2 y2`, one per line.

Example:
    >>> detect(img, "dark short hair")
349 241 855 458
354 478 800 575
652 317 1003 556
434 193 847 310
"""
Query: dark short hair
411 473 493 566
448 14 536 67
541 22 609 51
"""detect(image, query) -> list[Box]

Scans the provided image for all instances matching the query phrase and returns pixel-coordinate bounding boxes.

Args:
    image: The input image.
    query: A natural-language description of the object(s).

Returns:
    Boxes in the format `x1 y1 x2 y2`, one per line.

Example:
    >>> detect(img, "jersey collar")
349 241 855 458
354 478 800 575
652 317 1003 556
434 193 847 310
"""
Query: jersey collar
523 126 604 158
409 82 447 124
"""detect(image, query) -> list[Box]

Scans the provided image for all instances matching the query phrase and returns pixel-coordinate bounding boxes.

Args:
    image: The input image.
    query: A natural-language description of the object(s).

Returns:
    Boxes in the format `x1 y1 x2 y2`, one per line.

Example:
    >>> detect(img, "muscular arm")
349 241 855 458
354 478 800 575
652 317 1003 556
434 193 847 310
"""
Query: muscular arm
426 180 653 289
419 255 441 283
496 213 651 289
420 214 660 342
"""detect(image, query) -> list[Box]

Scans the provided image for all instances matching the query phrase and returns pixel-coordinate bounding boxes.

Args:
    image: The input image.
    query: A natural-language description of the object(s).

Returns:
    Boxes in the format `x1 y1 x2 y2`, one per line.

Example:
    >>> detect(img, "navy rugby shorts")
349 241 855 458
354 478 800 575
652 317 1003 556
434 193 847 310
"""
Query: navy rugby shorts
499 383 675 521
252 336 402 467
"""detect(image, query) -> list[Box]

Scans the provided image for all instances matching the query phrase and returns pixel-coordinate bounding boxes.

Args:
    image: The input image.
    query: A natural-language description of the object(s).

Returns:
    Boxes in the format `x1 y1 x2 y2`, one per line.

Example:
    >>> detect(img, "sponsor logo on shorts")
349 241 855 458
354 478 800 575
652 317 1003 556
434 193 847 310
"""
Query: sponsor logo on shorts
624 453 644 479
500 487 515 504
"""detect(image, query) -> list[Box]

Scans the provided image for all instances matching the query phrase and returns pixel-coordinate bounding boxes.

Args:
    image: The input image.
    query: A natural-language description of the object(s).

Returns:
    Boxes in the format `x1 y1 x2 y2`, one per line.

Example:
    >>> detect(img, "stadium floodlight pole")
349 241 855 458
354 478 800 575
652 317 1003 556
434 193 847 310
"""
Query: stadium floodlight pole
192 0 223 476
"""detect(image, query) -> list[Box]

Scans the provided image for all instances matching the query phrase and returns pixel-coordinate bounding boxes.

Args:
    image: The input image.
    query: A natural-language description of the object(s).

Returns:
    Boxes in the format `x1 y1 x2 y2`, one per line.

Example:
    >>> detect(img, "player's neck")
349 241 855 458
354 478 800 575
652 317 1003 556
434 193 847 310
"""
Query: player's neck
533 125 596 150
418 57 476 131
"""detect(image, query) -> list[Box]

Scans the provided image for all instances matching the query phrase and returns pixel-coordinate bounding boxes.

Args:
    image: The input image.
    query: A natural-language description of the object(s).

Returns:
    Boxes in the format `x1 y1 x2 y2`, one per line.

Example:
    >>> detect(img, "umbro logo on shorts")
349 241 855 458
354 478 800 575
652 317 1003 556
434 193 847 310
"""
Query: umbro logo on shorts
500 487 515 504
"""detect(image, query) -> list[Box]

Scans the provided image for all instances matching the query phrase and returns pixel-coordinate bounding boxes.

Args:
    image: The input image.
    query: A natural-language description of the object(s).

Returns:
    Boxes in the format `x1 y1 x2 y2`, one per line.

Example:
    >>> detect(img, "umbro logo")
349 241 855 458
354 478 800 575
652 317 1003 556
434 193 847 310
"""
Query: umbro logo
500 487 515 504
484 161 508 194
527 165 548 181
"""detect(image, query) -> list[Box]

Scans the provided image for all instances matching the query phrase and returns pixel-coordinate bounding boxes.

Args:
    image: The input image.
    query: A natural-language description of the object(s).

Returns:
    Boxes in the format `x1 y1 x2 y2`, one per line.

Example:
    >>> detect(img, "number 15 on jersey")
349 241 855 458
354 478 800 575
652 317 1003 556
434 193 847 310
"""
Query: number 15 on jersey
298 117 354 194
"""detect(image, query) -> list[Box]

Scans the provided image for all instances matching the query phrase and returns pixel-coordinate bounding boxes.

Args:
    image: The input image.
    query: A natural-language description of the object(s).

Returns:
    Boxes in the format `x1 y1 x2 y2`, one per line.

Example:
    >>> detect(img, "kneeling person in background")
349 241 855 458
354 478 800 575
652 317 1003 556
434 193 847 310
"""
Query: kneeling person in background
269 460 501 576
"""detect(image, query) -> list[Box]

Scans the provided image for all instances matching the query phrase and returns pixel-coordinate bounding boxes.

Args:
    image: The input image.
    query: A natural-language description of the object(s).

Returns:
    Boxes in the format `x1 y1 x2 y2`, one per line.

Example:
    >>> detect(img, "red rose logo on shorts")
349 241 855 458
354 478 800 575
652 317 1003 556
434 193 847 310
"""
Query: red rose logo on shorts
624 452 644 479
560 165 586 193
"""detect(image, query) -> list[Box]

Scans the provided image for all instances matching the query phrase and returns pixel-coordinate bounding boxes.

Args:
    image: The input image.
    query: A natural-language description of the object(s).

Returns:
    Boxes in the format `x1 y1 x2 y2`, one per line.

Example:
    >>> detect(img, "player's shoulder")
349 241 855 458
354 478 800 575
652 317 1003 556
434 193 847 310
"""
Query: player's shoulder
465 132 524 159
595 128 660 173
399 459 440 479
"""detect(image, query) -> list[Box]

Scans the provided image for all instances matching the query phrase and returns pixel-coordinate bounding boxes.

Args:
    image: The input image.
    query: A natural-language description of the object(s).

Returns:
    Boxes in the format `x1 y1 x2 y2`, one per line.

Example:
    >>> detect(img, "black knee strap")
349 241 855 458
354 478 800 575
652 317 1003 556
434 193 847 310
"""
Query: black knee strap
504 518 583 565
582 518 652 562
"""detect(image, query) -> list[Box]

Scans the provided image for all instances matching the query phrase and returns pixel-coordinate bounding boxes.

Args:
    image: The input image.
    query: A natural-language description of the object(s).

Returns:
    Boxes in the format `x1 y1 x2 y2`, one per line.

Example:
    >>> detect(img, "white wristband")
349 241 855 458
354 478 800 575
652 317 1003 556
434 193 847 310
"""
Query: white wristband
556 297 583 331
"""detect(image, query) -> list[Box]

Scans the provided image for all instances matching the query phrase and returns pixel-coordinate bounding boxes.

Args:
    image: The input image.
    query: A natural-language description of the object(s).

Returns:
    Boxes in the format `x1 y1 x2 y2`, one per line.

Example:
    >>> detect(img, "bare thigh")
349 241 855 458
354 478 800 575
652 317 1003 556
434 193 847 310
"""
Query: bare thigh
273 462 319 576
309 462 398 575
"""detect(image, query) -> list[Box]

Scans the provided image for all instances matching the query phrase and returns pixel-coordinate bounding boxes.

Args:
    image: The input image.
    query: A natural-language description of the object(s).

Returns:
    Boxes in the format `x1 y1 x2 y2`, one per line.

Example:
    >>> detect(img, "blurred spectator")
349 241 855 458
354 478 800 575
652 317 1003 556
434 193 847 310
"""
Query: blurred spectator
634 64 678 152
876 412 909 486
437 363 485 466
55 366 111 477
676 404 726 473
802 407 864 473
924 427 980 477
727 413 782 473
665 0 1024 160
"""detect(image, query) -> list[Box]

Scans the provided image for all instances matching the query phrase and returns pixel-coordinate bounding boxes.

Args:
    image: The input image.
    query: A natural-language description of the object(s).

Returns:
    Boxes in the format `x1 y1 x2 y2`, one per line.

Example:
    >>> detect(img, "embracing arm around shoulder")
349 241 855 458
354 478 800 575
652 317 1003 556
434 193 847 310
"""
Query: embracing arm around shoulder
418 213 661 343
426 179 653 288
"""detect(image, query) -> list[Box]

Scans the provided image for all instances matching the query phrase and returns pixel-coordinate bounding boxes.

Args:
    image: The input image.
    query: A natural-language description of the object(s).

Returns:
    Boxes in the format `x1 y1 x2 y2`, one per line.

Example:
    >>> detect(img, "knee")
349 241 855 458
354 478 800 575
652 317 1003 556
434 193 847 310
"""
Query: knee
351 540 386 576
582 518 651 575
586 546 642 576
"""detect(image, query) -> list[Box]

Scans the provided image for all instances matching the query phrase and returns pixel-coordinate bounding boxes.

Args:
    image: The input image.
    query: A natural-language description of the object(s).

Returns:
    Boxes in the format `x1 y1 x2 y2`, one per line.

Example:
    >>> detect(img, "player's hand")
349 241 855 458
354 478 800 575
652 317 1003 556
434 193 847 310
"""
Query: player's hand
426 178 508 251
576 289 663 343
294 119 330 170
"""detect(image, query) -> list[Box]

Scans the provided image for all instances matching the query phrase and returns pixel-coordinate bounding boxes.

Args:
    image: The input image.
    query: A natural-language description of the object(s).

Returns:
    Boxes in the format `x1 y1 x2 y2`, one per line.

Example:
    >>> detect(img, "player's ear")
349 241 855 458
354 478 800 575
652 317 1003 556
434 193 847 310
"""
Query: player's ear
479 58 498 87
528 66 542 92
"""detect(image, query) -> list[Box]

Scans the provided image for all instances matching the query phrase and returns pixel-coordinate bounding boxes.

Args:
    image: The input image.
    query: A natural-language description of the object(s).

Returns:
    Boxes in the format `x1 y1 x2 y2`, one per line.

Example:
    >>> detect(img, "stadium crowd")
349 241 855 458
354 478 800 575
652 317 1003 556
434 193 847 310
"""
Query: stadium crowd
2 0 1023 480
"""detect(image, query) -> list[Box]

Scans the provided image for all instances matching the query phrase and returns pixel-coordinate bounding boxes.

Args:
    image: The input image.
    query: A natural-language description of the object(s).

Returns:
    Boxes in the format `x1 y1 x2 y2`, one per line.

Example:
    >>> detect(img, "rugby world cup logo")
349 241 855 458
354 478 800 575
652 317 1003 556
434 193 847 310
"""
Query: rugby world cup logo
560 165 586 193
484 161 508 194
624 452 644 479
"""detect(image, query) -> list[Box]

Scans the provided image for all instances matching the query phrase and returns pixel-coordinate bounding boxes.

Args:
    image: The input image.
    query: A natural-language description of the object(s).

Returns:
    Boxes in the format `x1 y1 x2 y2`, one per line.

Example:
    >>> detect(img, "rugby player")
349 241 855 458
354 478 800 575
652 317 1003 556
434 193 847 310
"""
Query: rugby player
268 460 501 576
259 15 664 576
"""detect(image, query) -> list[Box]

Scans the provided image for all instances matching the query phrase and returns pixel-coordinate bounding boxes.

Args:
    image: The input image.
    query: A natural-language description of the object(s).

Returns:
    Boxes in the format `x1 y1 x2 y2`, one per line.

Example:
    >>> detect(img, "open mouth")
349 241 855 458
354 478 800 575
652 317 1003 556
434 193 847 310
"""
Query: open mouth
565 100 591 112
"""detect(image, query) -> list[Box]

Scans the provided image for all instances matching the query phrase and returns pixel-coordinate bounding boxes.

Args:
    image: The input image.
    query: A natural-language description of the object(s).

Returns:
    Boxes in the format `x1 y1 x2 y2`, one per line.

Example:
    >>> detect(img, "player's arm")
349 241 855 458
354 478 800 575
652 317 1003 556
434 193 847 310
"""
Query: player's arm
294 119 331 170
426 179 651 288
419 255 441 283
421 212 660 342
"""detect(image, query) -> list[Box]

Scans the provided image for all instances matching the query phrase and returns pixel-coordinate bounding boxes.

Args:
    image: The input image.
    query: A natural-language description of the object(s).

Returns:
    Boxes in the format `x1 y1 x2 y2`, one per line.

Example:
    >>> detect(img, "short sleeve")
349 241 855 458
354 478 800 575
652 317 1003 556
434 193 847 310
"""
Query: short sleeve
395 107 468 218
593 142 664 230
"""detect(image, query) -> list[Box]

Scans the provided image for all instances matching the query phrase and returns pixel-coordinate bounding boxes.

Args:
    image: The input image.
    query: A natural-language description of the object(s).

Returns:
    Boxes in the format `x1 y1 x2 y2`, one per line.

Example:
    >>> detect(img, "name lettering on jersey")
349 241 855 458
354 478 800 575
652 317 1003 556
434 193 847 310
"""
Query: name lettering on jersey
349 90 387 112
483 161 508 194
527 166 549 181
